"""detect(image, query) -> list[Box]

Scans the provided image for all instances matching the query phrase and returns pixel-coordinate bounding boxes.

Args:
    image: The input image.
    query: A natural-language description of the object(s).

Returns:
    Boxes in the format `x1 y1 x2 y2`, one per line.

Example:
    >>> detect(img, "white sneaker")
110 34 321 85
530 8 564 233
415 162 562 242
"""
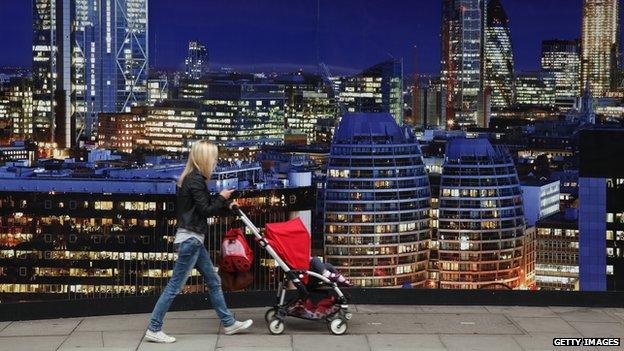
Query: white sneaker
144 329 176 343
223 319 253 335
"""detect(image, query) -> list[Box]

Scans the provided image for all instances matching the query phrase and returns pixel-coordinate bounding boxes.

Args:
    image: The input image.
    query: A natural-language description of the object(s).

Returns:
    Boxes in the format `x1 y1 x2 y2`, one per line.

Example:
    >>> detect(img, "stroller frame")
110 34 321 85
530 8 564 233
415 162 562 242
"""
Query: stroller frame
234 206 352 335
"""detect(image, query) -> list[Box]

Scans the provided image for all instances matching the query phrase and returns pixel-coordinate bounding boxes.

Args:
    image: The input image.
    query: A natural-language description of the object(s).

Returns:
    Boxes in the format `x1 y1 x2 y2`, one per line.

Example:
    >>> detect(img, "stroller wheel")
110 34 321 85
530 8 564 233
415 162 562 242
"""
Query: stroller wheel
328 318 348 335
264 308 277 324
268 318 285 335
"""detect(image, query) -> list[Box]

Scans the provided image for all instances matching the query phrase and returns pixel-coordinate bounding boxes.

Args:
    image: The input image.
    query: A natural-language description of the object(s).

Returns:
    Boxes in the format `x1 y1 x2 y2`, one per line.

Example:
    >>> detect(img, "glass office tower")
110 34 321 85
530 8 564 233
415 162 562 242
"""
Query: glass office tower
32 0 148 147
484 0 514 111
441 0 485 127
578 129 624 291
185 41 210 79
581 0 620 96
324 113 431 287
541 40 581 110
339 60 404 125
438 138 526 289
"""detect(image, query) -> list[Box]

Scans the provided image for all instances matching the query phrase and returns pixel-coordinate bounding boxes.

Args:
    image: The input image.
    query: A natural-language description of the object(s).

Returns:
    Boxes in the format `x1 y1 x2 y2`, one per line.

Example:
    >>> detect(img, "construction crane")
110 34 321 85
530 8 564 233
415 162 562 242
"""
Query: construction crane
319 62 346 115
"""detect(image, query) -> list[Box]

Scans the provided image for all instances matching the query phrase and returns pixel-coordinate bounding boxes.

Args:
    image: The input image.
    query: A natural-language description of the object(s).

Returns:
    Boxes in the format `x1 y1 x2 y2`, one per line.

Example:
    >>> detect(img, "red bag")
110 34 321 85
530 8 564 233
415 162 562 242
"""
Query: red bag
221 228 253 273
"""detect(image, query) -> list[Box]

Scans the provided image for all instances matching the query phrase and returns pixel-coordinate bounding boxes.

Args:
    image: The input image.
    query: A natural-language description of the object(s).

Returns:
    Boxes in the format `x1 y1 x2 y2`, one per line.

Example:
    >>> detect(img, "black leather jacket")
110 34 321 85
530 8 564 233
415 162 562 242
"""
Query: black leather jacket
176 169 229 234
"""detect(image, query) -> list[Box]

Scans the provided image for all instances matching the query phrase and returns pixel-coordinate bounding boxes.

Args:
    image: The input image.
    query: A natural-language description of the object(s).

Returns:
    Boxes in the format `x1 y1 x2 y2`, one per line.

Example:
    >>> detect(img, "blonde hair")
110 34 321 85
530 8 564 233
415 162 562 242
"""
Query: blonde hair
177 140 219 187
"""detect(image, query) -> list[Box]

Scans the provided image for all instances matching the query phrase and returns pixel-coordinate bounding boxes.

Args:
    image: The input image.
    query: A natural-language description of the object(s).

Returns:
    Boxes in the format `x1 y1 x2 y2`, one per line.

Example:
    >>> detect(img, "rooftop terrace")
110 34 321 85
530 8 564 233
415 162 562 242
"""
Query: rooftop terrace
2 305 623 351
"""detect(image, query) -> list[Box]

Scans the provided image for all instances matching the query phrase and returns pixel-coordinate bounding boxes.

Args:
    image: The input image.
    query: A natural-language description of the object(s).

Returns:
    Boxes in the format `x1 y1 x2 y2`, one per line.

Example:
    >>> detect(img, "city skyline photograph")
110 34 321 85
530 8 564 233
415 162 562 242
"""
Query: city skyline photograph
0 1 624 349
0 0 607 74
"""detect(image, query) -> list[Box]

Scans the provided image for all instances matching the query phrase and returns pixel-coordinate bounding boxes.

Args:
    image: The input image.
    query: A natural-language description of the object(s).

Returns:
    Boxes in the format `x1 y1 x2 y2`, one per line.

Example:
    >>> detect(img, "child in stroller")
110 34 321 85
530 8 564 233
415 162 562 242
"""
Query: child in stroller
233 207 352 335
309 257 353 288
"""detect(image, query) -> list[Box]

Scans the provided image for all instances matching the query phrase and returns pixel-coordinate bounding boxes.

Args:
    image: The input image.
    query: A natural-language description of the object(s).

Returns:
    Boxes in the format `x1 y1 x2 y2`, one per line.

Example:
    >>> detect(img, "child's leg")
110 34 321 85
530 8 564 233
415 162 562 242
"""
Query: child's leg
309 257 327 274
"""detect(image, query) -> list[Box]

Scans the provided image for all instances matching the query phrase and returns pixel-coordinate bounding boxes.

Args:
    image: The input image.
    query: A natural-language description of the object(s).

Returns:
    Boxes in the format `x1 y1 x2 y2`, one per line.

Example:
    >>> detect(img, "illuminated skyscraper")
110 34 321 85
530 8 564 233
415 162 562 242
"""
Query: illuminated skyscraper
275 72 337 144
581 0 620 96
541 40 581 110
32 0 148 148
515 71 556 108
324 113 431 287
339 60 403 125
484 0 514 111
185 41 209 79
437 138 526 289
441 0 485 127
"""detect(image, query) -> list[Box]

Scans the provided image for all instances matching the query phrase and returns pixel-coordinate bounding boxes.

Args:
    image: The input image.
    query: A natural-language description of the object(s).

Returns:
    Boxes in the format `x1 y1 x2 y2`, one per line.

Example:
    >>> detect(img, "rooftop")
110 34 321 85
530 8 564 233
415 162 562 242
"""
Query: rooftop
333 113 411 144
2 305 623 351
445 138 509 161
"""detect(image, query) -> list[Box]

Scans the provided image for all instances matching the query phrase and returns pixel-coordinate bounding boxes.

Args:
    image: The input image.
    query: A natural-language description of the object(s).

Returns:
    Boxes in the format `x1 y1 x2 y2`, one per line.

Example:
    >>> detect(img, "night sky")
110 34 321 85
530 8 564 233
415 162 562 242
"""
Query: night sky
0 0 597 75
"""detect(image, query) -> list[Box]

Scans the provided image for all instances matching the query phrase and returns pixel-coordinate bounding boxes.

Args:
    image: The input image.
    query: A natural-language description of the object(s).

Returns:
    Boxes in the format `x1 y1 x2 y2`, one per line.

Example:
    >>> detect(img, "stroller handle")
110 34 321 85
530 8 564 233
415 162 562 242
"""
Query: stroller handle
232 204 309 297
230 204 262 241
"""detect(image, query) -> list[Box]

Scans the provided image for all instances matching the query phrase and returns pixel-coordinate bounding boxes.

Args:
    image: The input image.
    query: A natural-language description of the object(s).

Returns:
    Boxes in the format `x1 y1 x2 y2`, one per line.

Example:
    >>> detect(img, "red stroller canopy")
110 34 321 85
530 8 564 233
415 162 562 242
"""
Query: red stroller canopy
265 217 311 271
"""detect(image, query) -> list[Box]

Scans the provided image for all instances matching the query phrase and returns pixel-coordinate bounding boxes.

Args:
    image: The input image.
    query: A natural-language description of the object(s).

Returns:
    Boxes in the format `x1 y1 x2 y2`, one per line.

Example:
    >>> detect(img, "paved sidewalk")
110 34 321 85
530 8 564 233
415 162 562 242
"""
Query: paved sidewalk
1 305 624 350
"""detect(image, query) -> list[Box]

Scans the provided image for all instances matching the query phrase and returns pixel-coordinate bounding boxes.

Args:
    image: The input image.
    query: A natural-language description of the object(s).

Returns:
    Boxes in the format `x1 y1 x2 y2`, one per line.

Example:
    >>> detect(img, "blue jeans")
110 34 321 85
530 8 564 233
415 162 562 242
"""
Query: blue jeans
148 238 235 331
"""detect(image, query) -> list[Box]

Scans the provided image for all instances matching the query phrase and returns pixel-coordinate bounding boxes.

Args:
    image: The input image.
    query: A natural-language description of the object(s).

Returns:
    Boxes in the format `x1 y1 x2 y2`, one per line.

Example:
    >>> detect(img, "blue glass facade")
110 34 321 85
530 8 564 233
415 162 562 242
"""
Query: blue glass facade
32 0 148 147
437 138 526 289
579 177 607 291
324 113 431 287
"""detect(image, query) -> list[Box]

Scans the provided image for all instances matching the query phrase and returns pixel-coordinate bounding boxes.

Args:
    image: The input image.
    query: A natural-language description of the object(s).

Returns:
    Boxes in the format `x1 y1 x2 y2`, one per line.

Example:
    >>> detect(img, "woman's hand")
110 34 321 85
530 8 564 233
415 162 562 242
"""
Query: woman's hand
219 188 235 200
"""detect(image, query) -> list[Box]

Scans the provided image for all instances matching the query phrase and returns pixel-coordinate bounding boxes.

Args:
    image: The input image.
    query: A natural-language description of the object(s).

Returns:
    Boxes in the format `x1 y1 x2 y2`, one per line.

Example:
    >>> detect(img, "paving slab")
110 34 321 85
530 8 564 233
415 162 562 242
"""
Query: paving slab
568 321 624 338
601 308 624 322
138 334 218 351
57 331 103 349
0 335 67 351
485 306 557 318
414 313 522 335
77 314 149 332
511 317 578 334
216 334 292 348
556 309 620 323
512 333 597 351
159 317 221 335
293 334 369 351
349 313 425 334
355 304 422 314
0 318 82 336
166 309 220 319
440 335 523 351
0 322 10 333
367 334 446 351
420 305 490 314
215 348 292 351
103 330 145 349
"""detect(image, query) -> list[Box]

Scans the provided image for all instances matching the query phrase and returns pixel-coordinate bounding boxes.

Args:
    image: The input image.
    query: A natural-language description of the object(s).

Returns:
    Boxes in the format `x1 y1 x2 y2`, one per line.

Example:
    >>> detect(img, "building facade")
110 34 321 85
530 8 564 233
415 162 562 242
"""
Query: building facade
32 0 149 148
437 138 526 289
184 41 209 79
200 81 285 144
97 109 145 153
275 73 337 144
579 129 624 291
0 78 33 143
581 0 620 96
0 161 313 301
541 40 581 110
535 212 579 290
339 60 403 125
441 0 485 127
515 72 556 108
484 0 515 111
141 100 202 153
521 179 560 227
324 113 431 287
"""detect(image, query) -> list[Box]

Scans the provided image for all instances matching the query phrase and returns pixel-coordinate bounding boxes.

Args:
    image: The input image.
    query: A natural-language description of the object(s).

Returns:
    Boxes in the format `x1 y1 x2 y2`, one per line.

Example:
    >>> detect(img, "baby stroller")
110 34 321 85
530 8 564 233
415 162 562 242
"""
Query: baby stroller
233 206 352 335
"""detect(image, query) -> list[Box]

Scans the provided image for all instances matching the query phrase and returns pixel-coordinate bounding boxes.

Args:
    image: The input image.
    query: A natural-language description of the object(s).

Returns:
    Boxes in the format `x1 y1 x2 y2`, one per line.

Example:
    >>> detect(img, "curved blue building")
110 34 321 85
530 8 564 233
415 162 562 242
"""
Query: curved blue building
438 138 526 289
323 113 431 287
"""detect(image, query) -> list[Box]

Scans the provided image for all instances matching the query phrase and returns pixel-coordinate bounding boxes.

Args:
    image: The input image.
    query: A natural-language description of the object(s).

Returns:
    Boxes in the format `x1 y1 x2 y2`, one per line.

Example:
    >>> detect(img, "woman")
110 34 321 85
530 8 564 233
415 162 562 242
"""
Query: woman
145 141 252 343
